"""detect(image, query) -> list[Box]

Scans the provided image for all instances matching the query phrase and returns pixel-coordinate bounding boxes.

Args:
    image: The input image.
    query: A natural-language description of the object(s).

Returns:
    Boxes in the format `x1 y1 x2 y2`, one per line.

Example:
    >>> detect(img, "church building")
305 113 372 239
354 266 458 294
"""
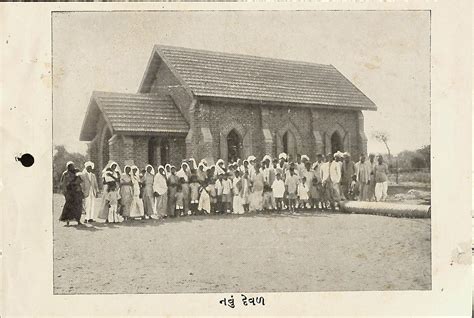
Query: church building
80 45 377 173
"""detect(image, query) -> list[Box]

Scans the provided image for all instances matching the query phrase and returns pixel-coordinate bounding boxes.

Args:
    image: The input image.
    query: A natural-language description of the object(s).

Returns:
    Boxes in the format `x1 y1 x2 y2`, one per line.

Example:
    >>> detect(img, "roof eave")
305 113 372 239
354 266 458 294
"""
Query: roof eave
79 92 116 141
79 95 100 141
196 95 377 111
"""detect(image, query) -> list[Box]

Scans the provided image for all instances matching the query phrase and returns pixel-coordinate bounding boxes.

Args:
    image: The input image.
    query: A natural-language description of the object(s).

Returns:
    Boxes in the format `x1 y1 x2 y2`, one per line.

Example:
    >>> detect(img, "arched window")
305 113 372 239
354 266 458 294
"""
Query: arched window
331 131 343 153
283 130 297 161
227 129 242 163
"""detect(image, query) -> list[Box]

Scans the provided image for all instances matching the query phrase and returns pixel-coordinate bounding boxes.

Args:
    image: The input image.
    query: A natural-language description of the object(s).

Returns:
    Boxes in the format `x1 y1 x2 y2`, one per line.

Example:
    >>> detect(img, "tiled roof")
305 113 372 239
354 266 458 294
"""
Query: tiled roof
151 45 376 110
80 92 189 141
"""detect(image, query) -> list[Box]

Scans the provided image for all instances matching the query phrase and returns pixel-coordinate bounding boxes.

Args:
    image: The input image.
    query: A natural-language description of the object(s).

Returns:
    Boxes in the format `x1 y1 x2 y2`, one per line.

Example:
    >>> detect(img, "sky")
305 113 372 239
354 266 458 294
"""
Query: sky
52 10 430 156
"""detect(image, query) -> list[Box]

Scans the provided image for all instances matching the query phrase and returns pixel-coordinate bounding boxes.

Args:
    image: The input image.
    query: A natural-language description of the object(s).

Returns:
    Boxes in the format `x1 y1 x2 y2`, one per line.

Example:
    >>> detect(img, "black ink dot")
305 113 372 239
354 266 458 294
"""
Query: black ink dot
16 153 34 167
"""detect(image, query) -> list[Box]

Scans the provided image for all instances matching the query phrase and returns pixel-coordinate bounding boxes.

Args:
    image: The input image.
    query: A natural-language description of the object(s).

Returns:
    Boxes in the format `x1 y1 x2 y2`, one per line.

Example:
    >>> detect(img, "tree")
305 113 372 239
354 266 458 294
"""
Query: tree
416 145 431 169
53 145 87 192
372 131 391 161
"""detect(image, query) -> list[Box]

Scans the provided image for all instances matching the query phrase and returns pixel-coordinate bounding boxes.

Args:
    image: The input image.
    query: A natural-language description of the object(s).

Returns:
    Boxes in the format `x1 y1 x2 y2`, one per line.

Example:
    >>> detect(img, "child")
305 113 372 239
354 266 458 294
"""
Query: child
297 176 309 210
241 172 250 213
310 175 321 210
285 168 299 213
232 170 244 214
271 173 285 212
175 184 184 217
198 180 211 214
215 174 224 214
221 173 233 213
349 174 358 201
105 181 121 223
189 175 200 215
262 183 274 212
208 177 217 214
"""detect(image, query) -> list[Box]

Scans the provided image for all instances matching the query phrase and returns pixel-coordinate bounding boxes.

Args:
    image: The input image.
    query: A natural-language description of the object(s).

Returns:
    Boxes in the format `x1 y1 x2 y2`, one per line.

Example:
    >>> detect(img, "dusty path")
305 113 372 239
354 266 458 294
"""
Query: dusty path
53 194 431 294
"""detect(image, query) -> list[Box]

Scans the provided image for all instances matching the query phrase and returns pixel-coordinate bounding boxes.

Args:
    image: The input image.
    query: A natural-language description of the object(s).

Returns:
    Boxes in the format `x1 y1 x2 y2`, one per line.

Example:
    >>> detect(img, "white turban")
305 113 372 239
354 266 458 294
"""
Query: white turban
301 155 309 161
84 161 94 169
278 152 287 160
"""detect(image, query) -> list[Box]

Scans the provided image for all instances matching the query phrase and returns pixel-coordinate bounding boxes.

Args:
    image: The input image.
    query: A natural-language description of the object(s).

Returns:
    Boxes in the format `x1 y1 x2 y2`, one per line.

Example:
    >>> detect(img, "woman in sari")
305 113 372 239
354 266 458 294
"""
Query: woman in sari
177 162 192 215
167 166 179 217
164 164 172 180
130 165 145 219
98 161 121 217
196 163 207 184
153 165 168 219
249 163 264 212
142 164 156 219
188 158 198 175
59 161 84 226
119 165 134 221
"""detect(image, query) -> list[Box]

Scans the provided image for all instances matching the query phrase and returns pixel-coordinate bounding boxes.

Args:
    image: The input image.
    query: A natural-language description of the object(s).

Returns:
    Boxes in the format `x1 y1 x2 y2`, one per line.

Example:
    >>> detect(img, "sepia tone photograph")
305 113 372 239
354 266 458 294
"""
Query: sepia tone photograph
52 10 431 295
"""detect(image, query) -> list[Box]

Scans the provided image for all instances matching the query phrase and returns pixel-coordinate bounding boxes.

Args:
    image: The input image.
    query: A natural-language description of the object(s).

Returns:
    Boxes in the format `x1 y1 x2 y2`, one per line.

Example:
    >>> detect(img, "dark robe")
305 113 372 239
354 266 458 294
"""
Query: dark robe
59 171 83 222
167 174 179 217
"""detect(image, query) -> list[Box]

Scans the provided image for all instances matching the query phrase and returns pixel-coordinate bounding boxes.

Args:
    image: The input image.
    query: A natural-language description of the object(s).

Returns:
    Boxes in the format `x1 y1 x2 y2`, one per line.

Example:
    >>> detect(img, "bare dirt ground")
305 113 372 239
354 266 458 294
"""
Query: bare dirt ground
53 194 431 294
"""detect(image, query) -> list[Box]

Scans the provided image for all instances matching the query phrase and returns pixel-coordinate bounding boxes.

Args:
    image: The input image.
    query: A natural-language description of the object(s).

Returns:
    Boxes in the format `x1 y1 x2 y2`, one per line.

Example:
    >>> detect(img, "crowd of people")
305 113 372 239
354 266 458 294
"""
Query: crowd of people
58 151 390 226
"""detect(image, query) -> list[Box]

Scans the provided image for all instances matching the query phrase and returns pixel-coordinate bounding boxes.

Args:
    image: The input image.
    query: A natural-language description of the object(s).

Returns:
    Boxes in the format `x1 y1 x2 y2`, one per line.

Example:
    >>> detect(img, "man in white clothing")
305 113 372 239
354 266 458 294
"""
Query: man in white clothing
355 154 371 201
320 153 341 210
80 161 99 223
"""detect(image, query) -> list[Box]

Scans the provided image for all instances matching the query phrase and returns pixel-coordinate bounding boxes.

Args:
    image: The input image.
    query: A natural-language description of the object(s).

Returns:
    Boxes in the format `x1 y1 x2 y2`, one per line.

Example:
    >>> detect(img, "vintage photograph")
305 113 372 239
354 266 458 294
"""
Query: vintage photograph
52 10 431 294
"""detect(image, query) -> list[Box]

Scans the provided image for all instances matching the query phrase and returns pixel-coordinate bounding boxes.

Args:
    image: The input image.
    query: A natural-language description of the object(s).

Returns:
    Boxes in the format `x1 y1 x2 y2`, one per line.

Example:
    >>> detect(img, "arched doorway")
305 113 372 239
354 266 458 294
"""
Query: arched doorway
331 131 343 153
148 137 159 167
159 138 170 165
227 129 242 163
283 130 297 161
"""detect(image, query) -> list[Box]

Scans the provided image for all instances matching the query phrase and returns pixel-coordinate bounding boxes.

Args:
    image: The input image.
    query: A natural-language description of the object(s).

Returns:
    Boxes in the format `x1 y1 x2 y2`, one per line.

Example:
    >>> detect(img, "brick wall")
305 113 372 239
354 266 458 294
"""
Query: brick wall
194 100 362 163
198 101 262 162
133 136 150 169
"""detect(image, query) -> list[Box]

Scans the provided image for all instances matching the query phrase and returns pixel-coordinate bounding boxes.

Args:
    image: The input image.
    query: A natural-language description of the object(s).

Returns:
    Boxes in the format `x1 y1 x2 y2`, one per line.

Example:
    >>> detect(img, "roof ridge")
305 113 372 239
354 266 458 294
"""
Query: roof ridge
92 90 173 99
154 44 334 69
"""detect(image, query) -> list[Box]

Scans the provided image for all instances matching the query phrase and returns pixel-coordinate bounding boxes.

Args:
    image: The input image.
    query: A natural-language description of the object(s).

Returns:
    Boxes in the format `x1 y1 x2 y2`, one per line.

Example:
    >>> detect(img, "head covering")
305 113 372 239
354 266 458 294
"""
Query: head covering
278 152 287 160
66 161 74 169
215 159 226 176
157 165 165 174
177 163 190 181
145 164 155 175
334 151 344 158
131 165 139 177
262 154 272 163
102 160 121 177
84 161 94 169
123 165 131 175
188 158 197 170
247 155 256 162
199 159 208 167
343 152 351 157
301 155 310 161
